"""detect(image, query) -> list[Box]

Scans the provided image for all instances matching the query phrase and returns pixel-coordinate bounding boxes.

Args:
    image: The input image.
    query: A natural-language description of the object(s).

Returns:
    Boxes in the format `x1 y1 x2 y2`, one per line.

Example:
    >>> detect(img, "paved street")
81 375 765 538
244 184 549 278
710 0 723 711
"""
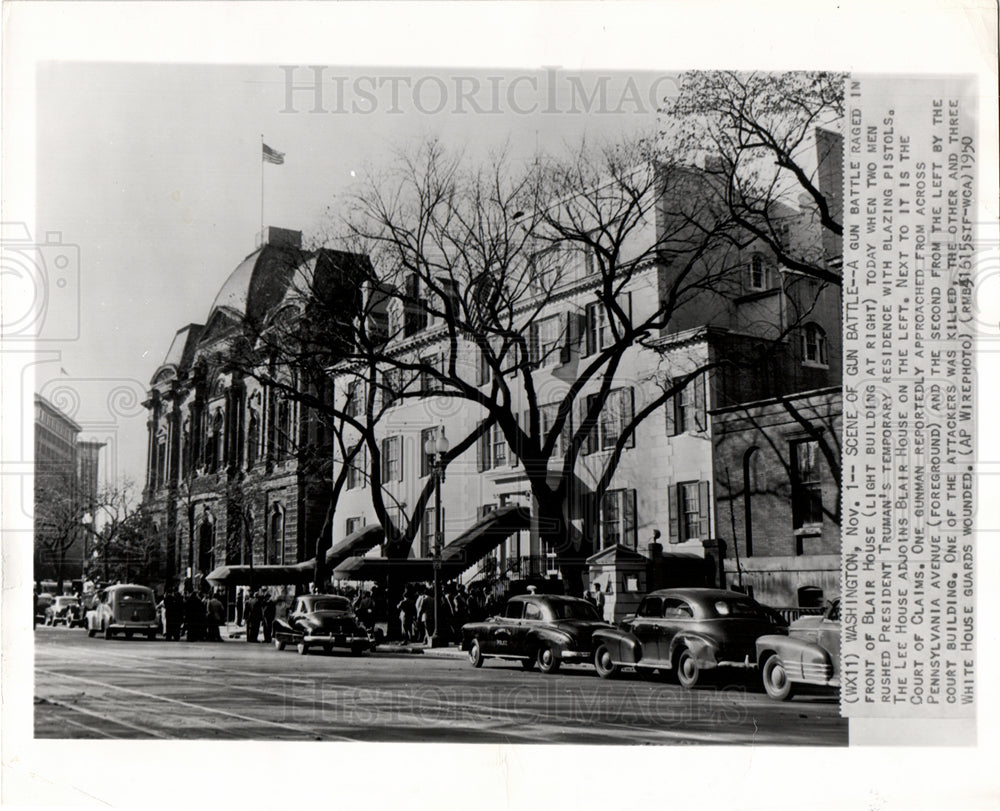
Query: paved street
34 627 846 745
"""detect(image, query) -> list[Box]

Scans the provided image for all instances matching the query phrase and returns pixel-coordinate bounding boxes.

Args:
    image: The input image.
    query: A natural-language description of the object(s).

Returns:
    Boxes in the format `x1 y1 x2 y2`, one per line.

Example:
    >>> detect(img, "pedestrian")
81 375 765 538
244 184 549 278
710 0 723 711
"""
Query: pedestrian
163 587 182 640
415 585 431 642
592 582 606 621
397 589 416 642
236 587 245 627
260 589 276 644
245 589 261 643
207 590 225 641
184 590 205 642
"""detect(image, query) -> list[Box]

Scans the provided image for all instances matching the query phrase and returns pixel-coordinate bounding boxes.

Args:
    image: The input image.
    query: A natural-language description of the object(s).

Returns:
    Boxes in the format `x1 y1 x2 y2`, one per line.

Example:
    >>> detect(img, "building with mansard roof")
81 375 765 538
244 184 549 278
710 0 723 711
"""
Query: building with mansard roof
141 227 366 595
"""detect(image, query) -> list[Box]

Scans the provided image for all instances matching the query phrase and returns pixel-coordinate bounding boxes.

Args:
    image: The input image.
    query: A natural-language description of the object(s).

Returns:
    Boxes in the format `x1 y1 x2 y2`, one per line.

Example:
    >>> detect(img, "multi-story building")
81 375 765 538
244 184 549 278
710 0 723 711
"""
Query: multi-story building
141 227 361 594
329 144 843 611
34 394 103 588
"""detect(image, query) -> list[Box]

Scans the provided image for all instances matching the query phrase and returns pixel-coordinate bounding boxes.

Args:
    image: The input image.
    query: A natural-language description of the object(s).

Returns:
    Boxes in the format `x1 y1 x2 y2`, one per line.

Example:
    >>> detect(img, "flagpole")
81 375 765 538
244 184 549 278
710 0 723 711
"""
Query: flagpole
260 133 265 248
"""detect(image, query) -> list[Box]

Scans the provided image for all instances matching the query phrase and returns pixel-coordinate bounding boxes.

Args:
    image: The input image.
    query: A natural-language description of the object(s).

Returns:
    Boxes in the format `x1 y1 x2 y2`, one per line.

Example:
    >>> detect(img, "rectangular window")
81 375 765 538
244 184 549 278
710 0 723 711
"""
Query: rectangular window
477 347 491 386
346 444 367 490
601 489 637 549
491 423 508 468
420 427 436 478
791 439 824 530
584 294 632 356
420 507 436 557
540 403 571 457
344 382 362 418
666 374 707 436
421 354 444 392
346 516 365 536
381 435 403 483
381 369 401 409
748 255 767 290
596 388 635 452
534 314 564 368
679 482 702 541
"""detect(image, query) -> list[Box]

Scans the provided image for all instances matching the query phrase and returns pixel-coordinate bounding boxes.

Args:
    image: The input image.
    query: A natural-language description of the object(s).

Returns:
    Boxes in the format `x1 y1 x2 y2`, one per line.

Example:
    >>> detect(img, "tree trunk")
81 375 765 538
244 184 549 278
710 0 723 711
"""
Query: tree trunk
534 495 587 597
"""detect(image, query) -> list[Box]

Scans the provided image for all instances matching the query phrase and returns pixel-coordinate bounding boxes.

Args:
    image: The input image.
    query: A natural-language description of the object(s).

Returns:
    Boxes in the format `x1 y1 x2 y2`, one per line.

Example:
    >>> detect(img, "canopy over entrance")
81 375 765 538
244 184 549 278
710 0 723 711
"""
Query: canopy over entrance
332 505 530 582
206 524 385 586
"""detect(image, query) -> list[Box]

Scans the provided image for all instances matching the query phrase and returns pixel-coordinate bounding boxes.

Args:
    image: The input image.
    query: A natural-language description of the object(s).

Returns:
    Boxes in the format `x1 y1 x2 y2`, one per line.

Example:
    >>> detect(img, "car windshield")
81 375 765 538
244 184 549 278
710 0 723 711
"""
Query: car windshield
118 590 153 603
549 600 600 621
312 598 350 612
712 598 769 619
56 597 79 606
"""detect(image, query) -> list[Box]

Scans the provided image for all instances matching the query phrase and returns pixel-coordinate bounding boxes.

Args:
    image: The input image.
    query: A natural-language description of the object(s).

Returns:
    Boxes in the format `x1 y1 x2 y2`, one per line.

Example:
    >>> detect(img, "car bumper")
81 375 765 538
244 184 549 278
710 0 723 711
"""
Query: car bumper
558 649 592 663
110 622 159 632
303 633 369 647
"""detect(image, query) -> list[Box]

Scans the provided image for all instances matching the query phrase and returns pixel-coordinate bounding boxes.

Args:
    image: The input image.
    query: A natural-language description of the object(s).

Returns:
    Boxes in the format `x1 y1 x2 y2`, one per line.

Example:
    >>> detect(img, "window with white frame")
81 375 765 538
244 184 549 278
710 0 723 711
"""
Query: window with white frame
540 403 571 457
601 488 637 549
534 314 564 368
666 374 707 436
791 439 824 530
346 516 365 536
381 435 403 483
584 294 632 356
748 254 767 290
491 423 508 468
801 324 828 366
585 387 634 453
420 427 437 478
346 444 367 490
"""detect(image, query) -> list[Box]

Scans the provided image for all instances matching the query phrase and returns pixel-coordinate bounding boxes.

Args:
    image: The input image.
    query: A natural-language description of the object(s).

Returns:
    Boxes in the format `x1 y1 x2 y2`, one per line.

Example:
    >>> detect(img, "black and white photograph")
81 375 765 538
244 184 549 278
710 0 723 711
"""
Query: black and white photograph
2 2 997 809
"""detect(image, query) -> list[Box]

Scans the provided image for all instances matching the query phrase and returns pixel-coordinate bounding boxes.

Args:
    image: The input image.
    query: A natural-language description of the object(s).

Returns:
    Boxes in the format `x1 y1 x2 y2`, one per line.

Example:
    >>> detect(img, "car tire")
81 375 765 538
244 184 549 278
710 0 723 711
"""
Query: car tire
274 639 285 651
761 654 794 701
87 626 96 638
675 648 700 689
351 644 365 657
536 643 561 674
468 639 485 668
147 630 156 640
297 642 309 655
125 631 133 640
594 644 619 679
104 623 113 640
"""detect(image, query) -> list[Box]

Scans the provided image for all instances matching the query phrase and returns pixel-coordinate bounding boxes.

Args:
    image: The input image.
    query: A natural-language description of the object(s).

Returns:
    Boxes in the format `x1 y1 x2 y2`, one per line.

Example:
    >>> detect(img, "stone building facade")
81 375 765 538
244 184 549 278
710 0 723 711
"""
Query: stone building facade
141 227 354 592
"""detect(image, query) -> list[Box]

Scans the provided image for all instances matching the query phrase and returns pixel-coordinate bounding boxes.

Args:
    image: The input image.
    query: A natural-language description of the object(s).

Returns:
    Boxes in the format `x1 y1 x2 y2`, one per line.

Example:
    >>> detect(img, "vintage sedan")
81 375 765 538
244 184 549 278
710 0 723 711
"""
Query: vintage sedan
592 588 787 688
45 595 85 627
461 592 613 673
755 599 840 700
86 584 159 640
272 594 371 656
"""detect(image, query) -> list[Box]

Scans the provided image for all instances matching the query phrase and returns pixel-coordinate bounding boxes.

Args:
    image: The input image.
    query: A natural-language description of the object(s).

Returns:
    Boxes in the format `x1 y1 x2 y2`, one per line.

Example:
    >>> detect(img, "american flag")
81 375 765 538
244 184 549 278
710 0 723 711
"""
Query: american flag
262 143 285 165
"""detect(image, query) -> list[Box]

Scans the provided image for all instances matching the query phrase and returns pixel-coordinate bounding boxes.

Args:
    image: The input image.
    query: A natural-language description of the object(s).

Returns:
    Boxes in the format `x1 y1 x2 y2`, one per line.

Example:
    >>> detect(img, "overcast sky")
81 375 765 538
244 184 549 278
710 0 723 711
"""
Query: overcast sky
34 63 668 490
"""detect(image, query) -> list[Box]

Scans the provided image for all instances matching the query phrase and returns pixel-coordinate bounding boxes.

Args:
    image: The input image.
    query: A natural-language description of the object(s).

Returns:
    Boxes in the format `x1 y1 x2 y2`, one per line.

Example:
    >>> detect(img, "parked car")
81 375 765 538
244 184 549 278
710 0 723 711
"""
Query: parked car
592 588 787 688
45 595 85 627
272 594 371 655
755 599 840 700
460 591 613 673
86 584 159 640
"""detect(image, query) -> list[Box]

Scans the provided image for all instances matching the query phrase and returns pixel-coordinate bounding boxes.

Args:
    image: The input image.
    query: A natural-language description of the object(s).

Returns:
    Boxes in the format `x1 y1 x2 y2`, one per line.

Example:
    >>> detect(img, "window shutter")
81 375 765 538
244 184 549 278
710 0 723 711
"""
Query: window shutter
585 303 597 357
396 436 405 482
380 437 390 484
698 480 711 539
665 392 676 436
477 428 488 472
668 485 679 543
694 374 707 432
624 387 635 448
528 322 540 368
621 291 633 322
583 394 598 455
560 312 573 364
625 489 637 548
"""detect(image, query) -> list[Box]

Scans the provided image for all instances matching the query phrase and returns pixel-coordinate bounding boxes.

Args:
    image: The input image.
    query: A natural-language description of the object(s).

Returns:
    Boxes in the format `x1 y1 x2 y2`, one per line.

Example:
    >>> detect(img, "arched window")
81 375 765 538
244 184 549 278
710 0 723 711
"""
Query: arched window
198 515 215 575
268 503 284 565
210 410 224 472
801 324 828 366
246 409 259 469
155 428 168 488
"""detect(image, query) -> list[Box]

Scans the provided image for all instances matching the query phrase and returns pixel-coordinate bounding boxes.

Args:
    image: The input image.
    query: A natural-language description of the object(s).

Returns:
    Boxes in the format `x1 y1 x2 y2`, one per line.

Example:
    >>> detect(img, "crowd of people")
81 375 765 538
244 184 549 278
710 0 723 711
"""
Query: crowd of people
157 587 228 642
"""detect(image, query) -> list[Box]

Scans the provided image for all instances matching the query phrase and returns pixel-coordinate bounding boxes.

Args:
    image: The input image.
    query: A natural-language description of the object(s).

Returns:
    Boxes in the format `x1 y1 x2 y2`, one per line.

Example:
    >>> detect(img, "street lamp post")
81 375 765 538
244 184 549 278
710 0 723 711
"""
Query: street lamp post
424 426 450 649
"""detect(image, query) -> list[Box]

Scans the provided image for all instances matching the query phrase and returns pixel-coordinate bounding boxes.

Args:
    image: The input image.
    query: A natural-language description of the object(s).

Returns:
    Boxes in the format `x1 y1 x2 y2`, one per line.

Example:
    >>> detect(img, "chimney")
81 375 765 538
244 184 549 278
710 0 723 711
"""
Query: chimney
266 227 302 249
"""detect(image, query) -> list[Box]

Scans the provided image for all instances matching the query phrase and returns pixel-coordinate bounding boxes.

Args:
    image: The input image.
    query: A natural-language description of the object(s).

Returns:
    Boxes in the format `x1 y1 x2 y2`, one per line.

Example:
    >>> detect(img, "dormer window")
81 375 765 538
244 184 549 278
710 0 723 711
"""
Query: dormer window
801 324 828 367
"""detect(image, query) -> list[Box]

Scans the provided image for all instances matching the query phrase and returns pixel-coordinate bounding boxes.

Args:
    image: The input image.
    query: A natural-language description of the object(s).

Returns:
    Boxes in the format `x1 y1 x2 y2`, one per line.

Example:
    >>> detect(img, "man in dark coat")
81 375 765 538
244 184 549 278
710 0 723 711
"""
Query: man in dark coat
163 588 182 641
184 590 205 641
244 590 261 643
260 590 276 643
206 591 225 641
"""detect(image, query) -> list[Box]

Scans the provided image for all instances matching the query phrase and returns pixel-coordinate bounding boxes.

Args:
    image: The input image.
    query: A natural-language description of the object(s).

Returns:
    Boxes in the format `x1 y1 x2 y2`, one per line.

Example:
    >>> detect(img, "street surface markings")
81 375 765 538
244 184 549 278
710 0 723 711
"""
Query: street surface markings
34 695 166 739
35 668 360 742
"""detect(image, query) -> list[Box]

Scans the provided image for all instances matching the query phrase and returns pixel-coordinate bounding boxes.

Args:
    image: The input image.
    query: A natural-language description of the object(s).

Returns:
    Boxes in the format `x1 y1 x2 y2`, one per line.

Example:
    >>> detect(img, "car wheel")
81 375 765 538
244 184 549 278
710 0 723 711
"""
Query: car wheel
274 638 285 651
104 623 113 640
675 648 700 689
536 643 561 674
87 626 96 638
594 644 619 679
761 654 794 701
125 631 134 640
297 642 309 655
147 630 156 640
520 657 536 671
351 644 365 656
44 614 54 626
468 639 485 668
